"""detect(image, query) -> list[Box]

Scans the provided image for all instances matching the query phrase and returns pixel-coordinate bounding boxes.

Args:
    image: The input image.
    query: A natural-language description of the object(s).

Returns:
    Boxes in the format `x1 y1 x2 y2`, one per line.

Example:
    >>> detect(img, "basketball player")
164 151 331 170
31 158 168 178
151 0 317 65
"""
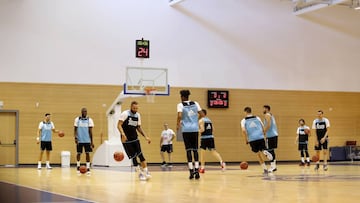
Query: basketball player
74 108 94 175
263 105 278 172
241 107 273 174
117 101 151 181
160 123 175 168
312 110 330 171
198 109 226 173
36 113 60 169
295 119 311 166
176 89 204 179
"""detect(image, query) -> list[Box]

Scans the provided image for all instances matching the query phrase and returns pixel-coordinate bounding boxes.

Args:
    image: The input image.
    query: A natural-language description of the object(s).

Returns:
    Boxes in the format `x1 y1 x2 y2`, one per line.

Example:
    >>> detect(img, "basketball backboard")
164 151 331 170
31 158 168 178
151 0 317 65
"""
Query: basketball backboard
124 67 169 96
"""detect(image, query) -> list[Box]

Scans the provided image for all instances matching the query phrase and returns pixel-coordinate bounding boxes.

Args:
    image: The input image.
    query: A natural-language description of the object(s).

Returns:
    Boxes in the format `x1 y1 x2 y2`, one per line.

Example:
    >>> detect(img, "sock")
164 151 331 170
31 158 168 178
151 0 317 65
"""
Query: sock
77 161 80 167
188 162 194 170
38 161 41 165
143 167 148 173
86 162 90 169
46 161 50 166
194 161 199 169
301 157 305 163
306 157 310 162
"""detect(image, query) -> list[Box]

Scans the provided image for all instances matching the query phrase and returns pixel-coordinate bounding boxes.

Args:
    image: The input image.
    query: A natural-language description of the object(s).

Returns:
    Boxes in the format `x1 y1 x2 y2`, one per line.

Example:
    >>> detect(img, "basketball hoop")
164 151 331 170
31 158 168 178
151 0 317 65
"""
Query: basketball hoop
144 87 156 103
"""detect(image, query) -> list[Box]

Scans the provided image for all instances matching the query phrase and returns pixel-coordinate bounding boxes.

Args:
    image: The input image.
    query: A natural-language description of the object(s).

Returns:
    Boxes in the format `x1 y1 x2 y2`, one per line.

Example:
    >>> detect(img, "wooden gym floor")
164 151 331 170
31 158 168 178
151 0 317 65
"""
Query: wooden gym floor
1 162 360 203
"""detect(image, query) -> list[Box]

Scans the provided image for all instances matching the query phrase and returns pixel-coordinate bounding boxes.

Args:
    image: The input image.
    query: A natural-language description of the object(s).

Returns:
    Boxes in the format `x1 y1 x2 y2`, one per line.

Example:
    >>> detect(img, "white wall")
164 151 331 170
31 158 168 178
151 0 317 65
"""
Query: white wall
0 0 359 91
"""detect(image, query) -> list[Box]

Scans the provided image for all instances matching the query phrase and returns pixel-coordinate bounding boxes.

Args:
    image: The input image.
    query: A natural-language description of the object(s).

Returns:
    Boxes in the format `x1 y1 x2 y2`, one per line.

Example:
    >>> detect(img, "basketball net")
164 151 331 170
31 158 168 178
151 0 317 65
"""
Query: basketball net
144 87 156 103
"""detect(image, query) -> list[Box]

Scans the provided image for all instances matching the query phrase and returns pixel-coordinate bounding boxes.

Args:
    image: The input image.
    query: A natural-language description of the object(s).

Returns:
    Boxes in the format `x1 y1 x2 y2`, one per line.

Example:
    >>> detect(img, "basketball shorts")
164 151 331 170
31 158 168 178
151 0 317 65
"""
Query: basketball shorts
40 141 52 151
123 139 143 159
267 136 278 149
315 139 328 150
161 144 173 153
77 143 92 154
182 132 199 150
249 139 266 153
200 138 216 150
298 143 308 151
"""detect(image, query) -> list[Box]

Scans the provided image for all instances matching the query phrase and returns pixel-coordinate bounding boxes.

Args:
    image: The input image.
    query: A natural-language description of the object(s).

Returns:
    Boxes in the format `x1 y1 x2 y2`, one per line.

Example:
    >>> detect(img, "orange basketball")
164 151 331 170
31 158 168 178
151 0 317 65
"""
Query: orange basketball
79 165 87 174
240 161 248 170
311 155 319 162
113 151 124 162
58 131 65 137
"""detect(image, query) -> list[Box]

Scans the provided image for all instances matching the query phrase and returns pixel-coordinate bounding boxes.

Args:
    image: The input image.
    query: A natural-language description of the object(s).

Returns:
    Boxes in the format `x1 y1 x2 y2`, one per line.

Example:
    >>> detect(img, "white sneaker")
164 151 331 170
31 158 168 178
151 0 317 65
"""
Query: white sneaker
37 164 42 170
268 161 277 173
221 161 226 172
263 150 273 161
139 173 147 181
46 165 52 169
145 172 152 179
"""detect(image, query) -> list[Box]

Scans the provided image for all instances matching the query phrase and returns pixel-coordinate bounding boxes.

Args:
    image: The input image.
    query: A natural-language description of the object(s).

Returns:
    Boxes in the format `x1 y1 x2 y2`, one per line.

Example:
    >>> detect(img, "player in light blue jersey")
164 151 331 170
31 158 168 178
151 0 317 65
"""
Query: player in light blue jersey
177 90 204 180
74 108 94 174
241 107 273 174
36 113 60 169
263 105 278 172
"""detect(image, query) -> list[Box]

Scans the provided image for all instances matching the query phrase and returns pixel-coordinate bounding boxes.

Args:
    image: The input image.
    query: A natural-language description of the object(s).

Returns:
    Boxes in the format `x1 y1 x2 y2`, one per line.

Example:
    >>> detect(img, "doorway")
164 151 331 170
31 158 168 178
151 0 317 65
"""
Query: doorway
0 110 19 167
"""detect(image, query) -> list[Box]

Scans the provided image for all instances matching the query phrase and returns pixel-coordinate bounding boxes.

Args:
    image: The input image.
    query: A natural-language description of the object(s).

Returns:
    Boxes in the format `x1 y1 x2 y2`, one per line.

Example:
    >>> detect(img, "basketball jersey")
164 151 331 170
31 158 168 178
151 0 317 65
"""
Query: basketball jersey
297 125 310 144
312 118 330 139
120 110 141 141
200 117 214 139
264 113 278 138
242 116 264 142
161 129 175 145
38 121 55 142
75 117 93 143
178 101 201 133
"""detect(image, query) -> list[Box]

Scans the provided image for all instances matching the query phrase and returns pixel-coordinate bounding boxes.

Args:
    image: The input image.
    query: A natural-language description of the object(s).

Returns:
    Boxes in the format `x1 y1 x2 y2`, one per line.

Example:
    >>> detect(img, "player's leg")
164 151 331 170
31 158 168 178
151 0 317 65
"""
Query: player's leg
300 149 305 166
167 145 173 167
314 142 321 170
323 141 328 171
76 144 83 172
199 148 206 173
251 139 268 174
191 132 200 179
136 140 151 179
210 139 225 171
45 142 52 169
304 144 310 166
38 150 44 169
268 137 277 172
160 147 166 167
183 133 195 179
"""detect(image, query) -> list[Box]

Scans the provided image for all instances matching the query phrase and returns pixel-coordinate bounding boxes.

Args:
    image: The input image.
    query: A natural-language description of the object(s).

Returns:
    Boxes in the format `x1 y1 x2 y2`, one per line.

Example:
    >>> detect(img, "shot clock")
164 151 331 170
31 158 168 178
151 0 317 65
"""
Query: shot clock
136 39 150 58
207 90 229 108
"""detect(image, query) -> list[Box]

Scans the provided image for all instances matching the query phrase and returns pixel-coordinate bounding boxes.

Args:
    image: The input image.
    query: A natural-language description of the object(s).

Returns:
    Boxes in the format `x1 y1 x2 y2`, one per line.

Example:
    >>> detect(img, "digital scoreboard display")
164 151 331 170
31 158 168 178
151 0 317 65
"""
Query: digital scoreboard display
136 39 150 58
207 90 229 108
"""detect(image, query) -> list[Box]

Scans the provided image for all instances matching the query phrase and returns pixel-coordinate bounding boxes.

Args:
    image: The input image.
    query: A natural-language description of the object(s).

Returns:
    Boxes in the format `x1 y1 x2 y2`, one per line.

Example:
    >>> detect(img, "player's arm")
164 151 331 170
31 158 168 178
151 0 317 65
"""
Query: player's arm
137 126 151 144
51 122 59 134
89 127 94 148
36 128 41 144
176 112 182 131
160 136 163 147
312 120 319 146
170 130 176 141
321 126 330 144
74 126 78 144
117 120 127 143
240 120 249 144
198 118 205 134
263 113 271 133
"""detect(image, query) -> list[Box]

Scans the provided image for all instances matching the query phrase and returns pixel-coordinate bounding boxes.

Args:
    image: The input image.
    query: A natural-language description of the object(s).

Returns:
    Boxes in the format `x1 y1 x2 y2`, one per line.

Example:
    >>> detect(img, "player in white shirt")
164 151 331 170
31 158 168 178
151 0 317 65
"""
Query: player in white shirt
160 123 176 167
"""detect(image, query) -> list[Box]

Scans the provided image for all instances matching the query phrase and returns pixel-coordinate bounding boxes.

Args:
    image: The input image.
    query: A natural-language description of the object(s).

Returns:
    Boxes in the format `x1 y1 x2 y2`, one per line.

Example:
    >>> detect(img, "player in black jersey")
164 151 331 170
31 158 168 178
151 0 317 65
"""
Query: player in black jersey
312 110 330 171
295 119 311 166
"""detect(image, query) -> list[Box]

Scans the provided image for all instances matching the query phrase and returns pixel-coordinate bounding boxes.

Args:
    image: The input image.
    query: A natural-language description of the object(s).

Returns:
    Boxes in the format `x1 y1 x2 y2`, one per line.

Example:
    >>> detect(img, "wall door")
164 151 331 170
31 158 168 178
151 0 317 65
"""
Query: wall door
0 110 19 167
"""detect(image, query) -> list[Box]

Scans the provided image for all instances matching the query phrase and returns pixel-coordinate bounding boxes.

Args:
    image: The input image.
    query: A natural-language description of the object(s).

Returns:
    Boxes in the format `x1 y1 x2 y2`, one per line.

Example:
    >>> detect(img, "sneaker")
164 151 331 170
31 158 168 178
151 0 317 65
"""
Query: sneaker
314 163 320 171
263 150 273 161
139 173 147 181
299 162 305 166
46 165 52 170
268 166 277 173
77 166 80 174
37 164 42 170
167 163 173 168
86 168 91 175
199 168 205 173
161 161 167 168
145 171 152 179
306 162 310 167
194 171 200 180
323 165 328 171
189 173 194 179
221 161 226 171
